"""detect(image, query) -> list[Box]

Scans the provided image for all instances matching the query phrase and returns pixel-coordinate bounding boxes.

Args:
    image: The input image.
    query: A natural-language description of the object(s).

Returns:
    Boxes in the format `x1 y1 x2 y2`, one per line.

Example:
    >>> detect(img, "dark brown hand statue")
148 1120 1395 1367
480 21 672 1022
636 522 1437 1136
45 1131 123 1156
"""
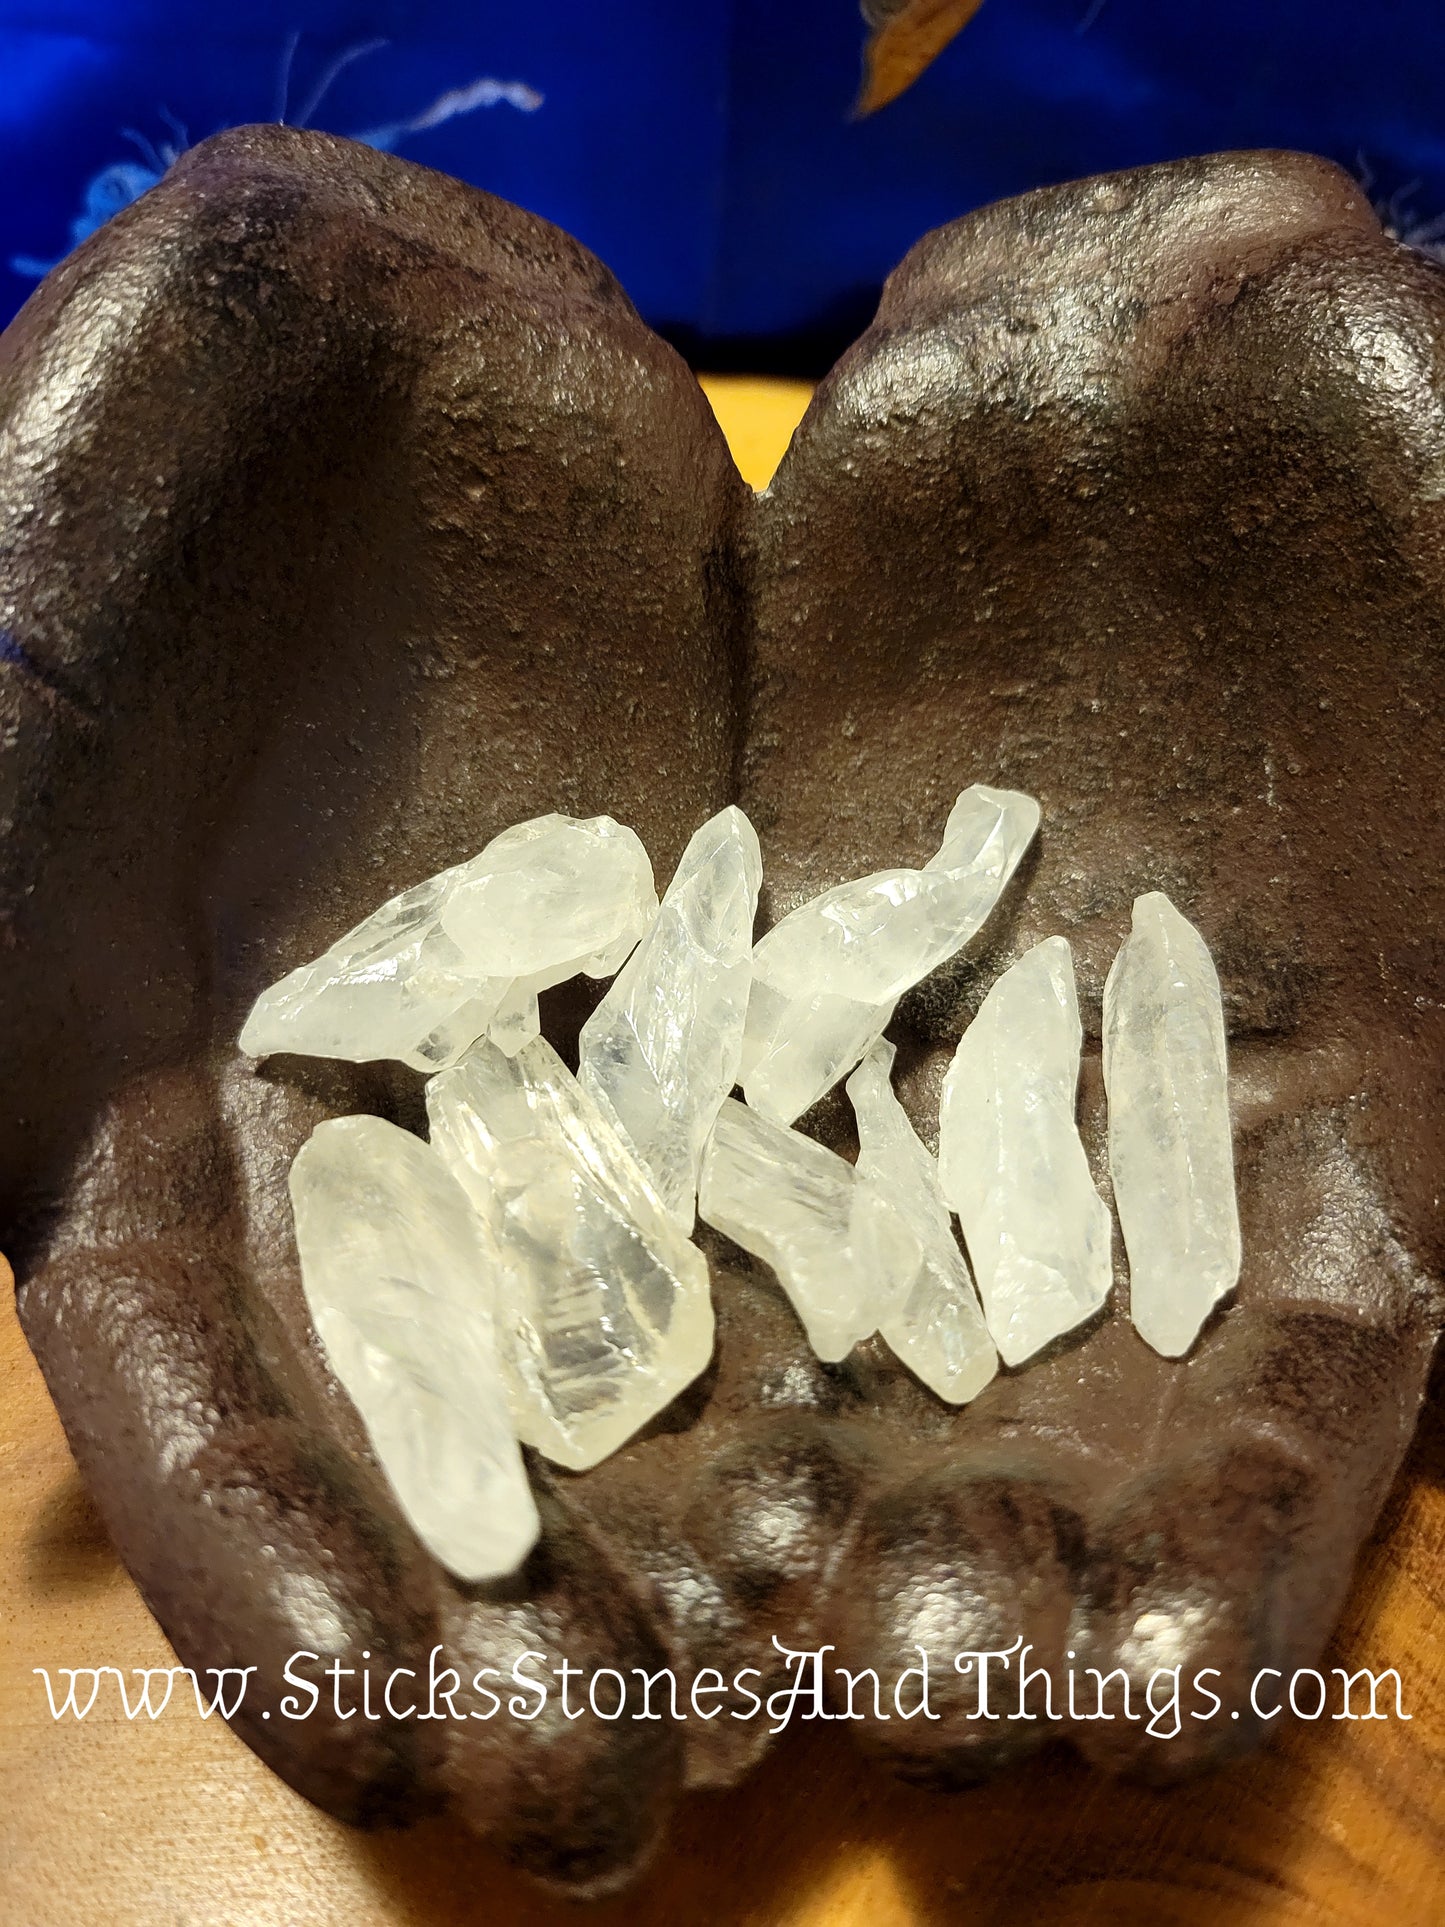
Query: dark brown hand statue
2 128 1441 1895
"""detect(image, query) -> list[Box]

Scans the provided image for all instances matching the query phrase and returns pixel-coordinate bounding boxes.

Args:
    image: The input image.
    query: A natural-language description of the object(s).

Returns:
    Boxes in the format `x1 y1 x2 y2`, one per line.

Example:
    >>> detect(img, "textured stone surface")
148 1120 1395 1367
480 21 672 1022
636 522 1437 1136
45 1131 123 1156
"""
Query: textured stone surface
742 784 1038 1124
579 806 762 1226
239 813 655 1073
289 1114 538 1582
698 1097 877 1361
938 937 1113 1365
6 133 1445 1888
427 1036 714 1470
847 1040 997 1402
1104 891 1241 1357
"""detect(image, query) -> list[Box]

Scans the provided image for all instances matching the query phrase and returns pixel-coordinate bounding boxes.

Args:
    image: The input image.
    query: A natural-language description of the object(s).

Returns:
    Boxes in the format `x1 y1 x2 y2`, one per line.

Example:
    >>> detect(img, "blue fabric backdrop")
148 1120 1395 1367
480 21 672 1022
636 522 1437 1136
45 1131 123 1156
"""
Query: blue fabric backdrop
4 1 1444 365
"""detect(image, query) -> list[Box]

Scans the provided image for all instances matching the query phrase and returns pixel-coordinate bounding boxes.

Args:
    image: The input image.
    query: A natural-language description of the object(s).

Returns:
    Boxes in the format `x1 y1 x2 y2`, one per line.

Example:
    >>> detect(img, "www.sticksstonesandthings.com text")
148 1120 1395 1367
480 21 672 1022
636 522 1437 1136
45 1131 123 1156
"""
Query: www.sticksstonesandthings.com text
33 1639 1412 1740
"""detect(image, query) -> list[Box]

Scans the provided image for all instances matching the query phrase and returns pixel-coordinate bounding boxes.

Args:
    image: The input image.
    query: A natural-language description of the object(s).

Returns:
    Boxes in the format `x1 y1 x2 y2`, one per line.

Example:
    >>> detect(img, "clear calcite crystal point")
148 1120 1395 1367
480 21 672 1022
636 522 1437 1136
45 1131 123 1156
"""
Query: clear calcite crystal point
742 784 1040 1125
1103 891 1241 1358
578 806 763 1228
288 1115 539 1584
938 936 1113 1366
698 1097 880 1362
238 863 506 1072
438 813 656 975
239 812 658 1073
847 1041 998 1403
426 1036 714 1471
489 982 542 1058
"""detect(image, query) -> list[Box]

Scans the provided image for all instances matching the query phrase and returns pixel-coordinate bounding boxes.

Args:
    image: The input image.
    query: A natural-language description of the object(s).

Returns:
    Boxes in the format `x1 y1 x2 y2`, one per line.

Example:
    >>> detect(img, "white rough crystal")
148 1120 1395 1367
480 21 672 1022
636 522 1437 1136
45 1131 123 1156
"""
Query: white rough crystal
938 936 1112 1366
741 785 1041 1125
239 813 657 1073
239 864 504 1071
489 981 542 1058
578 806 762 1228
698 1097 880 1361
288 1115 539 1583
439 813 656 973
426 1036 714 1471
1103 891 1240 1358
847 1041 998 1403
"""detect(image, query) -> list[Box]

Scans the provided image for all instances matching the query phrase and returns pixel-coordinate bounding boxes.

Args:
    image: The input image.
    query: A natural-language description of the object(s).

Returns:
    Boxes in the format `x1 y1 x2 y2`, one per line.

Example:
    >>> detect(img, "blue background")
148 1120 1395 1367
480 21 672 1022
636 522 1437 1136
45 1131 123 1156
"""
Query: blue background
4 1 1444 368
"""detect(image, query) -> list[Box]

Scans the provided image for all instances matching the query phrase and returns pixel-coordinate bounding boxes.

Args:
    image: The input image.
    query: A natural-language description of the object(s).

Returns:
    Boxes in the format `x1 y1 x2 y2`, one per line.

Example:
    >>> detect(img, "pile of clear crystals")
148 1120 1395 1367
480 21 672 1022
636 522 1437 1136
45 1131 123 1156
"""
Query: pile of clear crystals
241 790 1240 1583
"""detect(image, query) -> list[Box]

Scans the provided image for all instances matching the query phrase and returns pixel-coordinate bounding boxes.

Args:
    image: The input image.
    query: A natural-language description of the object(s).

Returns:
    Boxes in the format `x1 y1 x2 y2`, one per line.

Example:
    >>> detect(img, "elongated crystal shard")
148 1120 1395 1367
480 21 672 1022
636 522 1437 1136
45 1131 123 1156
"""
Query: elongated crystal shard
426 1037 714 1471
239 813 657 1072
847 1041 998 1403
741 784 1040 1125
1103 891 1240 1357
288 1115 539 1583
938 936 1112 1366
438 814 656 974
698 1097 878 1361
579 806 762 1228
489 981 542 1058
239 864 504 1071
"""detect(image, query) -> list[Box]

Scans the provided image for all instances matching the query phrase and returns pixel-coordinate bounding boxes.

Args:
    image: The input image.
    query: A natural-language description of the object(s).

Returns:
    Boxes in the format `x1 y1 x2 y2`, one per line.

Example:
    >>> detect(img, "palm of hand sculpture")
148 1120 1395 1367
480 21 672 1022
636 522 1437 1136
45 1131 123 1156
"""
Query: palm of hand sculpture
2 128 1442 1893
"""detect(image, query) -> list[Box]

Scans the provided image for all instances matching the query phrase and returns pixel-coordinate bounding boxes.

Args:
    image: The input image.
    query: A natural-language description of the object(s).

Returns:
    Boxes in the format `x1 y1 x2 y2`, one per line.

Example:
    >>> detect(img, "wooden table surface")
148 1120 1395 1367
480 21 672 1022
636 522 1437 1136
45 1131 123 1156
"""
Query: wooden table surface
3 379 1443 1927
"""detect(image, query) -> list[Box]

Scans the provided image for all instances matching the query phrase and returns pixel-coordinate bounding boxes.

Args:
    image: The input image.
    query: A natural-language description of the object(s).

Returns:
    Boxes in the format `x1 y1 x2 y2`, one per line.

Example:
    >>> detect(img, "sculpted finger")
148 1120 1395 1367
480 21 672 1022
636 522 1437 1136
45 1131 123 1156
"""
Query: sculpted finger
20 1060 694 1882
15 1068 446 1822
1071 1103 1440 1775
432 1505 686 1895
823 1453 1086 1784
541 1251 881 1793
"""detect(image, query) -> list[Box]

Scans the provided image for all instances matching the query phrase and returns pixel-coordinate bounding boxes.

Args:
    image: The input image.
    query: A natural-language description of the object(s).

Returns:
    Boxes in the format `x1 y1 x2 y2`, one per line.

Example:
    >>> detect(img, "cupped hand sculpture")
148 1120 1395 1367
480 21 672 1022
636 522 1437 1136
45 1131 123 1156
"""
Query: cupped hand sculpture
3 129 1442 1895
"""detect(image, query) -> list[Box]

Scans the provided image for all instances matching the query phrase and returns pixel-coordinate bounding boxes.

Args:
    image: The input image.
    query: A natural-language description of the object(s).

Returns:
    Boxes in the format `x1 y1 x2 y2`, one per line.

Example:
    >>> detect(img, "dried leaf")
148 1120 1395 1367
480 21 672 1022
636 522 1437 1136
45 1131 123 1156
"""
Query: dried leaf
857 0 989 116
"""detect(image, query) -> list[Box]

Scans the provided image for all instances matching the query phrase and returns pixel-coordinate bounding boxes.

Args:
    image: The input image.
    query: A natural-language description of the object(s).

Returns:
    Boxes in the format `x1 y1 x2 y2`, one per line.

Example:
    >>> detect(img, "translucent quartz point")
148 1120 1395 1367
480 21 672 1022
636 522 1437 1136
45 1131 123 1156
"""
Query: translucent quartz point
239 813 657 1073
741 784 1041 1125
1103 891 1240 1358
239 862 504 1071
938 936 1112 1366
489 982 542 1058
439 813 656 973
846 1041 998 1403
579 806 762 1228
288 1115 539 1583
698 1097 879 1361
426 1036 714 1471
